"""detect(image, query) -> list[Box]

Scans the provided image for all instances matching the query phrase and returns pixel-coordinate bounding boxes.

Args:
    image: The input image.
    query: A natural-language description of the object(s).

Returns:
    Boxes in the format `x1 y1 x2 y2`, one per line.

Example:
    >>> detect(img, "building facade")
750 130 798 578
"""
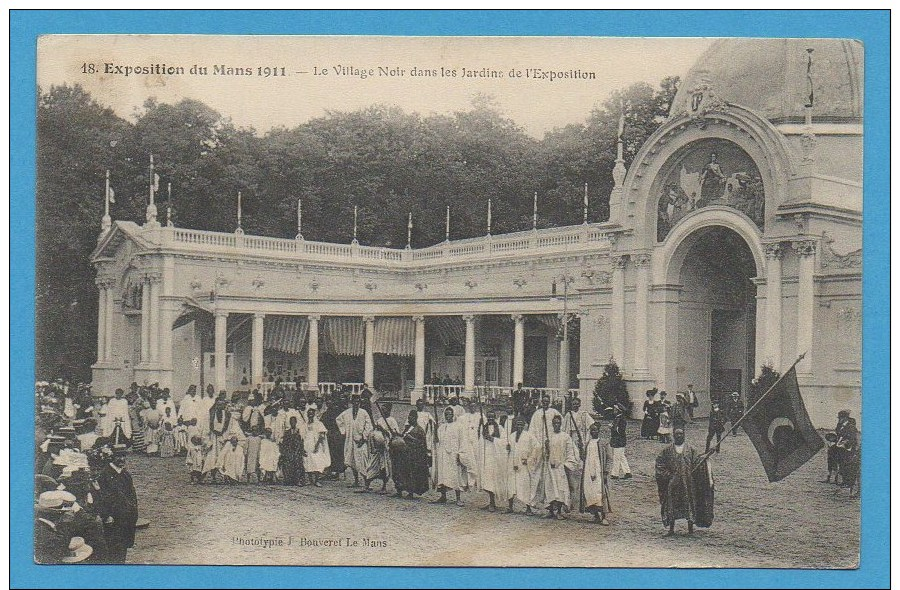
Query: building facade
90 39 862 426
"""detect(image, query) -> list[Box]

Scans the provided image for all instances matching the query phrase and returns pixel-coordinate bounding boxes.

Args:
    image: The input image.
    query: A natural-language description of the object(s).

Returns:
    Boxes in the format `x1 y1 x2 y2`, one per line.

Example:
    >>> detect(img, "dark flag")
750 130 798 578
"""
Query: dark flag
742 365 824 482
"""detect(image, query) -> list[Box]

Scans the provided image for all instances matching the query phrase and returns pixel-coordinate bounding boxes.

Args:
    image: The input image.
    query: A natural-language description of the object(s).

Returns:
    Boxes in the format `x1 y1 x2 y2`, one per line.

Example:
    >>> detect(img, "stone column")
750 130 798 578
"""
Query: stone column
252 313 265 388
363 316 375 386
158 306 175 387
632 253 651 377
96 282 107 362
104 283 114 361
463 314 476 395
412 315 426 402
794 240 817 375
610 255 627 368
140 276 150 364
764 243 784 370
512 313 525 387
147 273 161 363
214 310 228 392
307 315 320 388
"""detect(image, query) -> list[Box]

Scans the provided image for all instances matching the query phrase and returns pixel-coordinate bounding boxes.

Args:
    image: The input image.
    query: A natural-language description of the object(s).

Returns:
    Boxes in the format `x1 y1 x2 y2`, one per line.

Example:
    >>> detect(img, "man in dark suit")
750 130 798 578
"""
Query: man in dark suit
95 447 138 563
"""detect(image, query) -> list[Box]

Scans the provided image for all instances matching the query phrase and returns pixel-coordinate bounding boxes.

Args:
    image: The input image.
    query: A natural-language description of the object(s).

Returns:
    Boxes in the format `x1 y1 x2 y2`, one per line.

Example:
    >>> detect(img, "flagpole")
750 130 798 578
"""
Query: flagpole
445 206 450 242
693 353 807 470
296 198 304 240
104 170 111 218
583 183 589 225
406 212 413 249
166 183 173 227
532 192 538 230
486 199 492 236
149 154 155 206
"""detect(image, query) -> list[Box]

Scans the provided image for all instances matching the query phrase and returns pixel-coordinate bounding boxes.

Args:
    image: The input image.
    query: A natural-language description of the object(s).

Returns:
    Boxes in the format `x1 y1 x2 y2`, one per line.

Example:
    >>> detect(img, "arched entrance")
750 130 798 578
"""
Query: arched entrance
663 223 761 414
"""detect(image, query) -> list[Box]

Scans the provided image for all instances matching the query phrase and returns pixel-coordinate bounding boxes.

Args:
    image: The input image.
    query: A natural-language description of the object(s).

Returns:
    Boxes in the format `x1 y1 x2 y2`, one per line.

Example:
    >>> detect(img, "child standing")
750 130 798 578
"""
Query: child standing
186 435 204 483
258 428 280 484
245 427 262 484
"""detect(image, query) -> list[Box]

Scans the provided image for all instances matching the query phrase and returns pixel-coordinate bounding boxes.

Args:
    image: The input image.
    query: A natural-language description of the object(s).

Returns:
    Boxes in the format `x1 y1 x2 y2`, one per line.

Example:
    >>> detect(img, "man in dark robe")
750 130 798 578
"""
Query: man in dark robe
279 416 306 486
511 383 528 418
655 427 699 536
705 401 726 453
392 410 430 499
95 448 139 562
321 394 346 479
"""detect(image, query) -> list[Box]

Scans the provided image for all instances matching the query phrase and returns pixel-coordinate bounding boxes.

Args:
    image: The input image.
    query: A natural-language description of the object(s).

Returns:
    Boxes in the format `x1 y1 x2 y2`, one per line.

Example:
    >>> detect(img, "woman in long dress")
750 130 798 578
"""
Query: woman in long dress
303 406 330 487
158 407 177 458
279 416 306 486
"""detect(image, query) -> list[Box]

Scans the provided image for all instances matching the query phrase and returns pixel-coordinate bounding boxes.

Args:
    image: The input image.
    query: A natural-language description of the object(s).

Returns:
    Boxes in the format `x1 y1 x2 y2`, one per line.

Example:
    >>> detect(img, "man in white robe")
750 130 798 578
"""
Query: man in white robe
155 389 176 418
335 394 373 488
432 406 467 506
505 415 538 515
178 386 201 439
459 400 482 490
534 414 578 519
563 396 593 512
105 389 132 441
217 435 246 483
581 422 612 525
478 411 508 512
528 395 561 507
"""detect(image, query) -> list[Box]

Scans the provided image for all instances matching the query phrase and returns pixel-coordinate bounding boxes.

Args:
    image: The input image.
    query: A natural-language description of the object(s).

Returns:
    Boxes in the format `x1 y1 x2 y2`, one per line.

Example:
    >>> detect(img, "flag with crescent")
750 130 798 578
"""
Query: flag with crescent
742 366 824 482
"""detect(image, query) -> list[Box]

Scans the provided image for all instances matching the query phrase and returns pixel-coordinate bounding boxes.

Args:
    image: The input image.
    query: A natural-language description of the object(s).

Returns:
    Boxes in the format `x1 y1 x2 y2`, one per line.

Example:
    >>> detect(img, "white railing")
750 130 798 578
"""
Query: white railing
419 384 580 405
159 223 613 268
259 381 365 398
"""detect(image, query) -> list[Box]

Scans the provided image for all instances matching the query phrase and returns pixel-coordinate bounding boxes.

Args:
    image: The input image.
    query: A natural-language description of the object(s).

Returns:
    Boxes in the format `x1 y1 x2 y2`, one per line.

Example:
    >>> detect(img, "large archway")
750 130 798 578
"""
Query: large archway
667 225 760 413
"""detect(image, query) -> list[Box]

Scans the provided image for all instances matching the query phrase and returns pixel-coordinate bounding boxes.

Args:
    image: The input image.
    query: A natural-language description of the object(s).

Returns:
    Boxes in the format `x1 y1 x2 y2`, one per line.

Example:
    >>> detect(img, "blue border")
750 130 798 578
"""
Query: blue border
11 10 889 589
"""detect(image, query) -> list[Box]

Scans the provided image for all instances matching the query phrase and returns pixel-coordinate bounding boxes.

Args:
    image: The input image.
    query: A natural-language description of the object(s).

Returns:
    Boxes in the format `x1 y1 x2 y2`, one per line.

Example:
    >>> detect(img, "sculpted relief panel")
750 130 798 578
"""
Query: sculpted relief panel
656 139 765 241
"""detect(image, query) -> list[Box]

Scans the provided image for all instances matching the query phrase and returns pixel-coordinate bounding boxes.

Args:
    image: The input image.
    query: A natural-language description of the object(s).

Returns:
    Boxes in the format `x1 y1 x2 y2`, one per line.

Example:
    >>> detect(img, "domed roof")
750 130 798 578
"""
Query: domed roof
671 39 862 124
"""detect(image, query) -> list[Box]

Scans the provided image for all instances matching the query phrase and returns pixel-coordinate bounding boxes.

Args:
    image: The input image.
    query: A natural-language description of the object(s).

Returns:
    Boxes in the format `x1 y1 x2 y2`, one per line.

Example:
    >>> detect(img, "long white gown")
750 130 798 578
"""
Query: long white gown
506 429 538 505
303 419 331 474
336 407 373 473
435 421 468 491
533 430 578 508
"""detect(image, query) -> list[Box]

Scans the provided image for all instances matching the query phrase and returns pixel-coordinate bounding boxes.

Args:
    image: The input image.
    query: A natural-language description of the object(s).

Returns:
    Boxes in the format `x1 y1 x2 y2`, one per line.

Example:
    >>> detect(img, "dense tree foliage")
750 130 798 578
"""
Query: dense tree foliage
35 78 679 380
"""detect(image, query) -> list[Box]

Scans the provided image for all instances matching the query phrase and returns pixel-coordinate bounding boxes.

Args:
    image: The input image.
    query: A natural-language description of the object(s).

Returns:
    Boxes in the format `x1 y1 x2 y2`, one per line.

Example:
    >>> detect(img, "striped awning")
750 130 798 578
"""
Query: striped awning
323 317 364 356
374 317 414 356
263 316 309 355
429 316 465 347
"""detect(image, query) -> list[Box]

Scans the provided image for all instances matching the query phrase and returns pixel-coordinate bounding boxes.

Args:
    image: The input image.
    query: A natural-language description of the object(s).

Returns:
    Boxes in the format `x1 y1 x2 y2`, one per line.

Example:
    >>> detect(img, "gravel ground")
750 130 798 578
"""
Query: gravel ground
124 413 859 568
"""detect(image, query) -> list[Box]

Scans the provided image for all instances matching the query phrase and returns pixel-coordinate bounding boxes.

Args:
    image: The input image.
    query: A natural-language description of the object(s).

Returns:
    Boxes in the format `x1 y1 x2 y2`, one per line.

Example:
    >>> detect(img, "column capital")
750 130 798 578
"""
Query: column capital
412 315 425 323
253 312 266 320
145 271 163 284
95 276 117 289
633 253 652 268
611 254 628 270
764 242 785 260
307 314 321 322
214 309 229 319
462 313 476 323
511 313 525 322
362 315 375 324
792 239 818 258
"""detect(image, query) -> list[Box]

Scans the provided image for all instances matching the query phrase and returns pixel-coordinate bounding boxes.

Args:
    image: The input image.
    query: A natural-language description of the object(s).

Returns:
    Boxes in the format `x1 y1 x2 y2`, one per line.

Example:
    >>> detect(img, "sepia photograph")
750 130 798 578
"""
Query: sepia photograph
30 32 866 571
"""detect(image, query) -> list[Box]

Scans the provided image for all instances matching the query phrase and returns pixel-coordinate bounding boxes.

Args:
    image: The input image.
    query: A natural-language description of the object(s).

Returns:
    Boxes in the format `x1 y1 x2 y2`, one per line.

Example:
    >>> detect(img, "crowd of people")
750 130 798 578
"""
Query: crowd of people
35 373 858 563
34 380 140 564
